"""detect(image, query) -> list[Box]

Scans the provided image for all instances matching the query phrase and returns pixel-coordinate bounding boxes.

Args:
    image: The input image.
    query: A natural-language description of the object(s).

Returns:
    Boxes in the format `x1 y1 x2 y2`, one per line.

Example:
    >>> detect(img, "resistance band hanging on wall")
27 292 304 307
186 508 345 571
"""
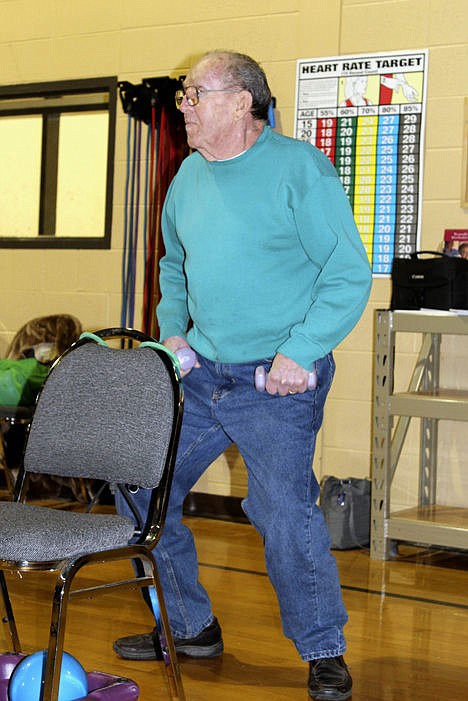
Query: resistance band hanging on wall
118 78 188 336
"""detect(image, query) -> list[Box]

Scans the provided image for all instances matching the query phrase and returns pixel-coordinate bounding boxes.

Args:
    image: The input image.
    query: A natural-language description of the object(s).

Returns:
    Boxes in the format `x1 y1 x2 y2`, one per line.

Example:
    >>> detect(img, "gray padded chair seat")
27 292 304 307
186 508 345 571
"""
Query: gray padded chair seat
0 502 134 561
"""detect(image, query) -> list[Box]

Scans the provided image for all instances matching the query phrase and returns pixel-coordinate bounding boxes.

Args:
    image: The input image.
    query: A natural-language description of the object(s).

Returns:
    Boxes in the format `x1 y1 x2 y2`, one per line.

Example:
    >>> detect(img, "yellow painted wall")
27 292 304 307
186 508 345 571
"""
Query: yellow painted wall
1 0 467 506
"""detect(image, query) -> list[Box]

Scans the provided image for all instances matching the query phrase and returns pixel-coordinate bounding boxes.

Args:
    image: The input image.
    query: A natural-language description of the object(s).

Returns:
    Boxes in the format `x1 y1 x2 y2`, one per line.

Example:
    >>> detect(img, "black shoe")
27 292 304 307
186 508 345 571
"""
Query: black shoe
308 656 352 700
113 617 224 661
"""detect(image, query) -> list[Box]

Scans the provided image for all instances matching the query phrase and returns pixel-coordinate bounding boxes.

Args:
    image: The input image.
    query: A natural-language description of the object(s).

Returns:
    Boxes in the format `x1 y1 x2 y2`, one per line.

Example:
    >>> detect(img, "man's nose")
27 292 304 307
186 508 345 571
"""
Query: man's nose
179 95 191 112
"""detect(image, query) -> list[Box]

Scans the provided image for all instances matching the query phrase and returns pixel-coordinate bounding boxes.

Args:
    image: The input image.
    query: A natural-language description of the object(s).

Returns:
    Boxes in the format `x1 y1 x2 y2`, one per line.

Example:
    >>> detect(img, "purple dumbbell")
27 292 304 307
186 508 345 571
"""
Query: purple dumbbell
176 347 197 371
254 365 317 392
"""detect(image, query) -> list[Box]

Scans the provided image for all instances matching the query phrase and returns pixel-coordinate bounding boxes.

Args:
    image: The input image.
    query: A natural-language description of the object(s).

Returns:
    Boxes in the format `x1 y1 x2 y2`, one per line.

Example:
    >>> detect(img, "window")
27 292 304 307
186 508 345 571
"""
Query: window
0 77 117 248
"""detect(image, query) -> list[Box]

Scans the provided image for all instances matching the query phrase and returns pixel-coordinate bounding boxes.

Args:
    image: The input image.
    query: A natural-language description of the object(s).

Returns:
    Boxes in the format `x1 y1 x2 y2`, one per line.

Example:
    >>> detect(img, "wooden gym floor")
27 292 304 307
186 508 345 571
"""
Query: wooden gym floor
1 515 467 700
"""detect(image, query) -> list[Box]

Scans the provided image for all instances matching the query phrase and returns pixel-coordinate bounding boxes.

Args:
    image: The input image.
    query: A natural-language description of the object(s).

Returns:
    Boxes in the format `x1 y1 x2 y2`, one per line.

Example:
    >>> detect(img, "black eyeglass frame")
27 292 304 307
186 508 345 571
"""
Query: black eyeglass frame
175 85 242 108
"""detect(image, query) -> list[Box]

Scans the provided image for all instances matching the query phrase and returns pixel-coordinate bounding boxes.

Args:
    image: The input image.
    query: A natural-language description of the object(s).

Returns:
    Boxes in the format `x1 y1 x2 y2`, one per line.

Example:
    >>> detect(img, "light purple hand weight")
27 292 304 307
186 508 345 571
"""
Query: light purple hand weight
176 347 197 371
254 365 317 392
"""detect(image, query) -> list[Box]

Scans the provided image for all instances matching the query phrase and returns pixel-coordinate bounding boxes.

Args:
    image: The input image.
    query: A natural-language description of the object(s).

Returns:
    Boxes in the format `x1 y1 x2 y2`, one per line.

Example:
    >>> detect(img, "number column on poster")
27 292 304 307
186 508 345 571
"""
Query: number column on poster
296 108 317 145
335 107 357 205
353 108 378 264
316 108 337 162
373 106 400 274
396 108 421 259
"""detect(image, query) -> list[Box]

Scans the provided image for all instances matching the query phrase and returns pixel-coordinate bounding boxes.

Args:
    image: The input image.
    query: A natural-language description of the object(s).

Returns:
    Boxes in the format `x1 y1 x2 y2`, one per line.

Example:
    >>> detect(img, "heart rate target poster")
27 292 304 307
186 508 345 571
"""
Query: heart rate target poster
294 50 428 276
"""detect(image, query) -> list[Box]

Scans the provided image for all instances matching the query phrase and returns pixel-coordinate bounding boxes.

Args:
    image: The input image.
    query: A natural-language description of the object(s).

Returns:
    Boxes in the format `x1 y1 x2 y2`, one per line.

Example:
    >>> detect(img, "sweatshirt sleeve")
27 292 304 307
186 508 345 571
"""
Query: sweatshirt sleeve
277 172 372 369
156 181 191 341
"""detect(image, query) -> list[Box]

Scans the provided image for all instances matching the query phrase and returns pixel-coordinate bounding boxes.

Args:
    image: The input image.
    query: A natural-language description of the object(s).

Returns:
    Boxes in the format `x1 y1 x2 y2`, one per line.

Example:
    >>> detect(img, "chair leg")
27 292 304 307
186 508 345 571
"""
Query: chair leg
0 571 22 652
41 566 73 701
28 549 185 701
141 553 186 701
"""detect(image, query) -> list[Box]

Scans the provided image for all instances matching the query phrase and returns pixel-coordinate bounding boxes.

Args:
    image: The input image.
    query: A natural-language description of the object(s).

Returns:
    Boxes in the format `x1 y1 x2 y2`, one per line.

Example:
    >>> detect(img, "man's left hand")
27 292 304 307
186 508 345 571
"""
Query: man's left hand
266 353 311 396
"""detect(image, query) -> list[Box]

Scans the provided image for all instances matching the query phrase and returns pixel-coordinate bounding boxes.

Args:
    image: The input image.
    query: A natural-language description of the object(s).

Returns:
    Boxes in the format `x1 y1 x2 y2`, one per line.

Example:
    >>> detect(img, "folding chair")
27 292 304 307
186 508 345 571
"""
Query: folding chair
0 328 185 701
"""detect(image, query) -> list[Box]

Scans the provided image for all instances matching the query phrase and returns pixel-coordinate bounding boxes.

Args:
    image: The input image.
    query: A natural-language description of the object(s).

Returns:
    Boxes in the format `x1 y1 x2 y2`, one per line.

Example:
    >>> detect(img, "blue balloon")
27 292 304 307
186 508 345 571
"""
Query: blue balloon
8 650 89 701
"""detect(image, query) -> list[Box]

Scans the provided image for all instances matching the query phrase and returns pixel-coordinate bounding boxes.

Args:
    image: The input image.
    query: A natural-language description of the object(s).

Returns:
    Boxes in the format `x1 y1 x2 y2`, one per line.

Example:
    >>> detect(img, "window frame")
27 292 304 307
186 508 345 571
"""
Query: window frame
0 76 117 249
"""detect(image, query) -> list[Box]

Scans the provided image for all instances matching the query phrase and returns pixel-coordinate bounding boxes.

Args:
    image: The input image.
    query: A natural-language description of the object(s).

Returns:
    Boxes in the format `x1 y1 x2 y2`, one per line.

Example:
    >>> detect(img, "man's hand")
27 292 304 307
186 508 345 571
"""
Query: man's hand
162 335 200 377
266 353 311 396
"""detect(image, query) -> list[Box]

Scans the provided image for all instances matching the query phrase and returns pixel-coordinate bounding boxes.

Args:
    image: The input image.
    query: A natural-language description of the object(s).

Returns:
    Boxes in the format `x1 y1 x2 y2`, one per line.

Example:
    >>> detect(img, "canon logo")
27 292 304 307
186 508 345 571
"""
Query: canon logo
411 274 425 279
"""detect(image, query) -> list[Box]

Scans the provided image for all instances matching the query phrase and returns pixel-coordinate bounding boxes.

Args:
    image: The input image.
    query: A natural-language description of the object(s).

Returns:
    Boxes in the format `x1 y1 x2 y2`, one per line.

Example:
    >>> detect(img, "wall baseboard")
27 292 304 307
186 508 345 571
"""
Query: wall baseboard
183 491 249 523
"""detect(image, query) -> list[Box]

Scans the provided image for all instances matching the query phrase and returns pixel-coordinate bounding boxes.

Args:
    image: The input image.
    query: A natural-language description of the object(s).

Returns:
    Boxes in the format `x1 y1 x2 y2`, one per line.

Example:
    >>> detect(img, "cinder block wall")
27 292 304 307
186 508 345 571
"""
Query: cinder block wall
1 0 467 507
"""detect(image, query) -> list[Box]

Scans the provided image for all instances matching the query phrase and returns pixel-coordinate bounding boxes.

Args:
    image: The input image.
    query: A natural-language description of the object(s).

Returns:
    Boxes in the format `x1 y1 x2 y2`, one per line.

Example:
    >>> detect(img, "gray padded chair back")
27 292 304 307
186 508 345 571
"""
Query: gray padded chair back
23 342 176 489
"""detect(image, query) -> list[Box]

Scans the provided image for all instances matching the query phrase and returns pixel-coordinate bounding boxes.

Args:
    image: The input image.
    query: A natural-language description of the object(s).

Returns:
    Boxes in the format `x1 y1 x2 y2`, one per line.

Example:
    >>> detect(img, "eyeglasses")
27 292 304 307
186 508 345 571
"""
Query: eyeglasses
175 85 242 108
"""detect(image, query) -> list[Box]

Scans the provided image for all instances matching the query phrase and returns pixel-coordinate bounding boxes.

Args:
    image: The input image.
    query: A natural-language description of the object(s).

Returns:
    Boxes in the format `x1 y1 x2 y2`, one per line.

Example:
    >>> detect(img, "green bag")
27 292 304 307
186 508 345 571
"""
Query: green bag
0 358 50 407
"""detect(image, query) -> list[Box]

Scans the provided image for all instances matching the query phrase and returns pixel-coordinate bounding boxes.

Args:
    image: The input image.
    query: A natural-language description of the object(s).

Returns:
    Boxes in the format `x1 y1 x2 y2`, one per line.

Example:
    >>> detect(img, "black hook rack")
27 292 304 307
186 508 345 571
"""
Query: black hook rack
118 76 183 124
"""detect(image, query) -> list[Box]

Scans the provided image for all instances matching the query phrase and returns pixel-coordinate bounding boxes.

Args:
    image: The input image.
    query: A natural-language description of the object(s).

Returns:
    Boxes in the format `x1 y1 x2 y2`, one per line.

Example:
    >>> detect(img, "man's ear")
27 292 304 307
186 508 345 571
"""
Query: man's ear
235 89 253 119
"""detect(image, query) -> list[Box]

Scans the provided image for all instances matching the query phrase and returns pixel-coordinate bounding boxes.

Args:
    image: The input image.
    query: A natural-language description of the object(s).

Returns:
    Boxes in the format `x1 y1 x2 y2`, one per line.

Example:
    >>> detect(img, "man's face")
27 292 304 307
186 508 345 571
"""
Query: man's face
179 58 241 159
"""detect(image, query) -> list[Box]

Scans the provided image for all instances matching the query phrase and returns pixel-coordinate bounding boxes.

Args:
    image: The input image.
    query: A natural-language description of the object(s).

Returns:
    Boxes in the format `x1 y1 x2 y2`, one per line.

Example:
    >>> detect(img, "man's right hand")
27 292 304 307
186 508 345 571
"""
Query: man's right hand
162 336 200 377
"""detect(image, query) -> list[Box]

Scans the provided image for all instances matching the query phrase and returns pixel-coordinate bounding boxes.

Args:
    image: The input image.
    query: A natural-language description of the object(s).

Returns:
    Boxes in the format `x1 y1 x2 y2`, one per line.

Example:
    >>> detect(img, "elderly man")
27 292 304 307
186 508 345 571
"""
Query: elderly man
114 50 371 701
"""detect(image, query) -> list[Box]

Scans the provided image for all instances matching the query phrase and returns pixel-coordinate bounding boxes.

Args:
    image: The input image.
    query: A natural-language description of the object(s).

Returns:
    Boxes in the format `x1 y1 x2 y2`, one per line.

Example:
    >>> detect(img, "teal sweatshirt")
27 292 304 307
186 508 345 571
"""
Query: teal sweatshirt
157 126 372 369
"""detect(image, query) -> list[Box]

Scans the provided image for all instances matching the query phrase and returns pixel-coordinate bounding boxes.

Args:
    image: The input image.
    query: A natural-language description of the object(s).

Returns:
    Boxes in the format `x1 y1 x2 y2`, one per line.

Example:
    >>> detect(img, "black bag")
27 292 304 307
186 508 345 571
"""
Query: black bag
320 476 371 550
390 251 468 311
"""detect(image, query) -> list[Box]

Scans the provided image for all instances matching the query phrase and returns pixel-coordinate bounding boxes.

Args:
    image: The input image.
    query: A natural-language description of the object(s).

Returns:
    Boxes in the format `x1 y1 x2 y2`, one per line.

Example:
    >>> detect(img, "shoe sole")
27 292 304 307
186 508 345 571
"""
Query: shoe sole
112 642 162 661
308 690 352 701
176 640 224 658
113 639 224 661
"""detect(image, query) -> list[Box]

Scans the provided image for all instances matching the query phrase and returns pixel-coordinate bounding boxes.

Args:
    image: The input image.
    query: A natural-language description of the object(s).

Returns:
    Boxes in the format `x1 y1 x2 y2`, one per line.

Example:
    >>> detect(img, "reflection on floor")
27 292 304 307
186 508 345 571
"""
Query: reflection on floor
2 516 467 700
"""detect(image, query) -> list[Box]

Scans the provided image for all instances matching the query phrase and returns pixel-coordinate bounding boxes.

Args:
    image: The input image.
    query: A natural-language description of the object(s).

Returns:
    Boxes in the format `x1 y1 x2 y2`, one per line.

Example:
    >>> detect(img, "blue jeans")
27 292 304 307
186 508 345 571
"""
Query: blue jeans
116 353 348 661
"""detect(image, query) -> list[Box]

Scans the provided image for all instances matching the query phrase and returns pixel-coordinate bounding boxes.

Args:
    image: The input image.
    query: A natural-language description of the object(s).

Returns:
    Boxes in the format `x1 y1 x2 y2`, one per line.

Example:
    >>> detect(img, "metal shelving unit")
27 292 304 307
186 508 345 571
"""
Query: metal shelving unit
370 309 468 559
